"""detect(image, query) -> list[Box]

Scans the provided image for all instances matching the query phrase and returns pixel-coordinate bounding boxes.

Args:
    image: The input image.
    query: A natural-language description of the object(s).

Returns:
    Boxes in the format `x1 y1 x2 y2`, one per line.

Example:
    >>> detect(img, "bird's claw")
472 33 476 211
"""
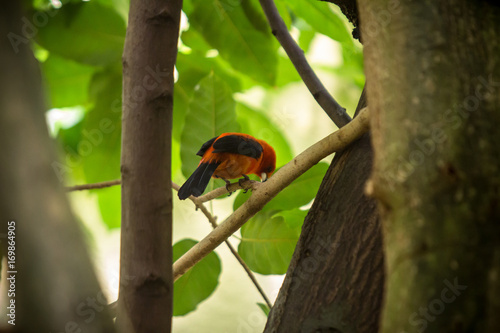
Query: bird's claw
239 175 250 193
225 181 233 196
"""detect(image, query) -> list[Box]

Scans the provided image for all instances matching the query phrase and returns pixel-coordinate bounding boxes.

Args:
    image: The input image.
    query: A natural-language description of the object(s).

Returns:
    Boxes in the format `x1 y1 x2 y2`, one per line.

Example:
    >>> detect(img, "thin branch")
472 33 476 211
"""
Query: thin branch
173 107 370 281
65 179 121 192
259 0 352 128
172 182 273 308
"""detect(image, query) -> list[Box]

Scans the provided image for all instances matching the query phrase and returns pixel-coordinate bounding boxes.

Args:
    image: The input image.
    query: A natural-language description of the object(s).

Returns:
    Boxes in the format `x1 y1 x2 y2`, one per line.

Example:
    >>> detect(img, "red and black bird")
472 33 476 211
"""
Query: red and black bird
178 133 276 200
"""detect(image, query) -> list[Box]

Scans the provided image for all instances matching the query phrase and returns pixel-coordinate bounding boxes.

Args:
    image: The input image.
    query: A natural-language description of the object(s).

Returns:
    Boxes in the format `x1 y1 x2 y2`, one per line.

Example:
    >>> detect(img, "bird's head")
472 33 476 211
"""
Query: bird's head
257 140 276 182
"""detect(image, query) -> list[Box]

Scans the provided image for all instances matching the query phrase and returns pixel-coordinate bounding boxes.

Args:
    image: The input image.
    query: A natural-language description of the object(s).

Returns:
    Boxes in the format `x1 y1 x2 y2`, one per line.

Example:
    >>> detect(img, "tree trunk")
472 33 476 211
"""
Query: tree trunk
264 89 385 332
116 0 182 332
0 2 115 332
358 0 500 332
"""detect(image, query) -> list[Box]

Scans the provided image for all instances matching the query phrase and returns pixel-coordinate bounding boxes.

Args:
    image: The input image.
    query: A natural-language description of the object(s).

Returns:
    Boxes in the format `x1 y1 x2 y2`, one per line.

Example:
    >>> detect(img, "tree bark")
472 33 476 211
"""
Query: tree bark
264 89 385 333
358 0 500 332
0 2 115 332
116 0 182 332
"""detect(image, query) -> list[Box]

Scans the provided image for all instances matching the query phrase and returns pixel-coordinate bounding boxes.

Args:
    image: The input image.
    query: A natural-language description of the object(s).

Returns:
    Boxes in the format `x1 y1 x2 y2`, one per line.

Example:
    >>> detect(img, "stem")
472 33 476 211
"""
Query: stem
259 0 352 127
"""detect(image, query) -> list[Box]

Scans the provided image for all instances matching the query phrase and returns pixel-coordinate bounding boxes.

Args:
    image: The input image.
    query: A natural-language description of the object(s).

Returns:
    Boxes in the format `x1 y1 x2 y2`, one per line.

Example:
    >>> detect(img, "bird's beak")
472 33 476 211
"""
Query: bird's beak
261 173 268 182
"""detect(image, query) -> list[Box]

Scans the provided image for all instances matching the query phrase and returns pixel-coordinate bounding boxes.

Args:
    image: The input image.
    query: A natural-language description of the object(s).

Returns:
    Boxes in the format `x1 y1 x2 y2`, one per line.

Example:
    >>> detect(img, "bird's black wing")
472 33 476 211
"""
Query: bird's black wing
212 134 263 159
196 136 218 157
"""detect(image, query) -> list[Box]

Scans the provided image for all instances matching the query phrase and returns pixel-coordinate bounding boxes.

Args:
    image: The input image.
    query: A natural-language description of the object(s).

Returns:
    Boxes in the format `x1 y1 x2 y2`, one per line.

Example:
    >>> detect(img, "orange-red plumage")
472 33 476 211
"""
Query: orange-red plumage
178 133 276 200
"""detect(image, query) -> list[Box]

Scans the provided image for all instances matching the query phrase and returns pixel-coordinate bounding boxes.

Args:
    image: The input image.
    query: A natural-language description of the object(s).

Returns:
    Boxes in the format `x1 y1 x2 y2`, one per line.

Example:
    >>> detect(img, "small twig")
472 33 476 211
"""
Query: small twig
172 182 273 308
173 107 370 281
65 179 121 192
259 0 352 128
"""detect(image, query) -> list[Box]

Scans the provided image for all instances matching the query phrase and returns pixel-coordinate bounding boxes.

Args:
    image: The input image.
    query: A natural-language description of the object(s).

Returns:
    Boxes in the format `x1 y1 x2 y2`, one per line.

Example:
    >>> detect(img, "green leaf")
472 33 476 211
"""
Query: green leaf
275 54 302 87
94 0 129 22
41 55 95 108
238 210 302 275
172 137 182 179
36 2 126 66
173 239 221 316
266 162 329 211
174 45 242 140
286 0 352 46
234 162 329 211
78 68 122 229
296 20 316 53
180 72 240 179
274 209 308 230
187 0 278 85
257 302 271 316
93 185 121 229
235 103 293 167
81 68 122 183
241 0 268 34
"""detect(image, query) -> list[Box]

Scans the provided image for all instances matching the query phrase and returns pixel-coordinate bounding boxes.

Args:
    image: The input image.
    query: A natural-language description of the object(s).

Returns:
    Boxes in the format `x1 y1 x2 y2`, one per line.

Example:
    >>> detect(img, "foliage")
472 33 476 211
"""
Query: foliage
31 0 363 324
173 239 221 316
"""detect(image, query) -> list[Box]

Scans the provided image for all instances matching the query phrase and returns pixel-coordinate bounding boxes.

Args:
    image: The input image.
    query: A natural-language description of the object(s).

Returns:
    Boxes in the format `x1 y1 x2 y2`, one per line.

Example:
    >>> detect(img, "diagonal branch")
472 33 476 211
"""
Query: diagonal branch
173 107 370 281
259 0 352 127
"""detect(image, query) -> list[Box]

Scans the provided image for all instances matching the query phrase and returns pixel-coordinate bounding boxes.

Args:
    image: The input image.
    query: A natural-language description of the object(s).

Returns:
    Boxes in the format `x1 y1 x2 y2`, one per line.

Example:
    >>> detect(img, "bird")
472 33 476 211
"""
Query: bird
178 133 276 200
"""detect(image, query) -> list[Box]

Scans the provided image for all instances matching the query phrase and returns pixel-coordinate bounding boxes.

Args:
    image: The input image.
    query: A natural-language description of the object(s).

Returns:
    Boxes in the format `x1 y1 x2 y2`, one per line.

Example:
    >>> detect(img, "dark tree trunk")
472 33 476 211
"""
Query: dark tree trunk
116 0 182 332
358 0 500 332
0 1 114 332
264 89 385 333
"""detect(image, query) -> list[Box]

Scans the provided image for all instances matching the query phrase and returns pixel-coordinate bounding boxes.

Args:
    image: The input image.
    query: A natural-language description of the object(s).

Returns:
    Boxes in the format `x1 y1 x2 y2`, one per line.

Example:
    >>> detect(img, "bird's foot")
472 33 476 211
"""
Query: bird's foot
223 178 233 196
239 175 250 193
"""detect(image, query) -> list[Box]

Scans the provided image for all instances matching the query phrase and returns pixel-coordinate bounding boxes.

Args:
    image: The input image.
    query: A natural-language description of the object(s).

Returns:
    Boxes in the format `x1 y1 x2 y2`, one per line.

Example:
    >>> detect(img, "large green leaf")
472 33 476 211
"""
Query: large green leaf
266 162 329 211
233 162 329 211
94 0 129 22
235 103 293 167
174 43 242 140
285 0 352 46
238 209 306 275
93 185 121 229
80 68 122 229
180 72 240 179
36 2 126 66
173 239 221 316
187 0 278 85
81 69 122 183
41 55 95 108
275 54 304 87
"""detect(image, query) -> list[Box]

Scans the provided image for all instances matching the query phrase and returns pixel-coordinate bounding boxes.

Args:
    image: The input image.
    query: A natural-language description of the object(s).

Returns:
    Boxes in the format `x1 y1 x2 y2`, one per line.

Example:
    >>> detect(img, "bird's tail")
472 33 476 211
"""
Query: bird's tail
178 161 221 200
